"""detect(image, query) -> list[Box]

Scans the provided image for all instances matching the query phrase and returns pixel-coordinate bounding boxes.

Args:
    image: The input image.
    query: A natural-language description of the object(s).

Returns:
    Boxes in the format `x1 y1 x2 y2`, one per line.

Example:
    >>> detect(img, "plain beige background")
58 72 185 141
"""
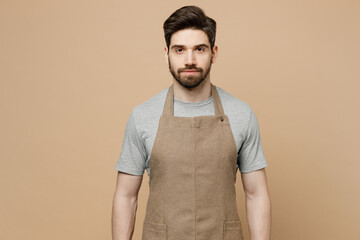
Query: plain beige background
1 0 359 239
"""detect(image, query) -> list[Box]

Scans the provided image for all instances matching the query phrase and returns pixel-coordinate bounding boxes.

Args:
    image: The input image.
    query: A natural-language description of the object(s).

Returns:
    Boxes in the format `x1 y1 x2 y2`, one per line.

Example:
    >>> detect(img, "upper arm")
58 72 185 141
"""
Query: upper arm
237 108 268 173
241 168 269 197
114 109 147 176
114 171 143 199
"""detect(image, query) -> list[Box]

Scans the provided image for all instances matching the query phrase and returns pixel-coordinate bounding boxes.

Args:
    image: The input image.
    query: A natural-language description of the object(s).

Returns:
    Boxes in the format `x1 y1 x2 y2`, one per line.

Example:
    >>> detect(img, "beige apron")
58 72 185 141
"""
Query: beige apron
142 83 244 240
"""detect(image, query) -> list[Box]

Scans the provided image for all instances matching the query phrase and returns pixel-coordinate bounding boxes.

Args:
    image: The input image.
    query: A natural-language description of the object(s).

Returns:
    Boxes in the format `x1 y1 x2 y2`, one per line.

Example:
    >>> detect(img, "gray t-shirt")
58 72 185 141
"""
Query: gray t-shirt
115 85 268 181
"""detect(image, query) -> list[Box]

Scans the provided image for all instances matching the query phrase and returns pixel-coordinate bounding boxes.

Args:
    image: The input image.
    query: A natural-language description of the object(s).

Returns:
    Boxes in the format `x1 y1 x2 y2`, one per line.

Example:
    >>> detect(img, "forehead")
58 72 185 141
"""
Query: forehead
170 28 210 47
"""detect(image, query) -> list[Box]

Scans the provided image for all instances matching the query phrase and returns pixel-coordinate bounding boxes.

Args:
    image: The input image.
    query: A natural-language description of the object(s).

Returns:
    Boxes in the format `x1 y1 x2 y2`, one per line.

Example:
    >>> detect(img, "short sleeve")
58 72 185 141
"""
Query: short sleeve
237 108 268 173
114 109 146 175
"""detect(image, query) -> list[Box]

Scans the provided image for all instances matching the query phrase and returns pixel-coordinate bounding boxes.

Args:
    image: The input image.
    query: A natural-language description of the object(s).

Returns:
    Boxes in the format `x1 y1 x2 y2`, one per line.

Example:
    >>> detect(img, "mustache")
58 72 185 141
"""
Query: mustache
178 66 203 72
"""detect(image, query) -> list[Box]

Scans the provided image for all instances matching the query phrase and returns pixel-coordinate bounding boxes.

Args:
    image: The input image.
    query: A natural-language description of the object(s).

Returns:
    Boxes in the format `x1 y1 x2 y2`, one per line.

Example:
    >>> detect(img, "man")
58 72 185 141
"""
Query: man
112 5 271 240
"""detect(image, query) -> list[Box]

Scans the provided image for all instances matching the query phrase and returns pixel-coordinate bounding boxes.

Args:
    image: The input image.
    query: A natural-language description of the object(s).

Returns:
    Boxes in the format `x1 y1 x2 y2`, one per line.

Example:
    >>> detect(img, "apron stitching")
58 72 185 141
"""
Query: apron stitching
194 123 198 240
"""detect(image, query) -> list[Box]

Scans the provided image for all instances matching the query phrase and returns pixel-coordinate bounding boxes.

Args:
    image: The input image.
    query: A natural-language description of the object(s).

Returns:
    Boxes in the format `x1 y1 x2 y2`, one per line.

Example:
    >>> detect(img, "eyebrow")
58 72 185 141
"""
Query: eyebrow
170 44 210 50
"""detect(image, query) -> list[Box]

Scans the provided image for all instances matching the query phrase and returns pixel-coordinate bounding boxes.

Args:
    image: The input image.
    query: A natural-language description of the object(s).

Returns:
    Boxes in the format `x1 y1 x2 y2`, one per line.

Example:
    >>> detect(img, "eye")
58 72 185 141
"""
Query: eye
175 48 183 53
196 47 205 52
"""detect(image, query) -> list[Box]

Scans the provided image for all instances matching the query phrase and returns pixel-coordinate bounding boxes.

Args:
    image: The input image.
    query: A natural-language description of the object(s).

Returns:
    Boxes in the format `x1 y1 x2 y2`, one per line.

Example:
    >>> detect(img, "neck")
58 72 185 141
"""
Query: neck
173 79 212 103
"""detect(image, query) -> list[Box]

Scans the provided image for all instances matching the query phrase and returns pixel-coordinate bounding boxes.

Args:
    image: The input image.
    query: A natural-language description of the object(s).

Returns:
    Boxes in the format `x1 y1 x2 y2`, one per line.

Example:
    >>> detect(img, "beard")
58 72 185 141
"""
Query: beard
168 58 212 89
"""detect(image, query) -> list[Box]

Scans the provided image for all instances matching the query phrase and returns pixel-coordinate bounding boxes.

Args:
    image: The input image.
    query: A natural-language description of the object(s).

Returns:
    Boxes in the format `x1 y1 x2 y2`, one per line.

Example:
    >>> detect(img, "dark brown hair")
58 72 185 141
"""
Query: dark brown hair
163 6 216 53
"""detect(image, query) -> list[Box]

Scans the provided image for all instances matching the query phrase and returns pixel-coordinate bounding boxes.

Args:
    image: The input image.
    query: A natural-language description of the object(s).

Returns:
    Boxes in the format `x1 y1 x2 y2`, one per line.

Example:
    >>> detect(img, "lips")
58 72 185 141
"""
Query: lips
181 70 199 75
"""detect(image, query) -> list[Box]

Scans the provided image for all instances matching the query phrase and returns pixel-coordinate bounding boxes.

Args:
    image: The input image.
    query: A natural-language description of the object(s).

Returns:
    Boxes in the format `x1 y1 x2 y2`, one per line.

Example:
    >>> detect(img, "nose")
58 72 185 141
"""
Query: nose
185 50 196 66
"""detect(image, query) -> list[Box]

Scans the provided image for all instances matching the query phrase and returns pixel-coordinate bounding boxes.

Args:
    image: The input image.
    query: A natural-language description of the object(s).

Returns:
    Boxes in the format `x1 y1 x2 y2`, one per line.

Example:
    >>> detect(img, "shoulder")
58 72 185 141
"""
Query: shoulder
132 86 169 125
215 85 252 118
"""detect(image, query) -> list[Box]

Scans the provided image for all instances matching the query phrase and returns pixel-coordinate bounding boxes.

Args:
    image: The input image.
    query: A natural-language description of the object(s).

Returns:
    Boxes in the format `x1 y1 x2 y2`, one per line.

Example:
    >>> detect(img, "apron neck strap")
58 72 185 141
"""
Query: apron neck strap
162 83 225 116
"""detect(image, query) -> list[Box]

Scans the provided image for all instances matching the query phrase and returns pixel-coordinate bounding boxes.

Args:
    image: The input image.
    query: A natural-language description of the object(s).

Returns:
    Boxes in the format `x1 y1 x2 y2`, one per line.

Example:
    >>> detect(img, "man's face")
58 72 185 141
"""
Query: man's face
165 28 218 89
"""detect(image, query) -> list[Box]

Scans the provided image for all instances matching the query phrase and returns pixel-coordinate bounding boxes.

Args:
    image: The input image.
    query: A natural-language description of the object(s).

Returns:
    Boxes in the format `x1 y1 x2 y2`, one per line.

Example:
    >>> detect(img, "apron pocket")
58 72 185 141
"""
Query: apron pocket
223 220 244 240
142 220 167 240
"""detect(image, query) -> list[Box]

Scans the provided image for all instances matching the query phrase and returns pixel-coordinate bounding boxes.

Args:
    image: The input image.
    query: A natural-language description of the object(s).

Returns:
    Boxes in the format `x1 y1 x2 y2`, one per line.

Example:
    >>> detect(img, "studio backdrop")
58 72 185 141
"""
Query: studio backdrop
1 0 359 239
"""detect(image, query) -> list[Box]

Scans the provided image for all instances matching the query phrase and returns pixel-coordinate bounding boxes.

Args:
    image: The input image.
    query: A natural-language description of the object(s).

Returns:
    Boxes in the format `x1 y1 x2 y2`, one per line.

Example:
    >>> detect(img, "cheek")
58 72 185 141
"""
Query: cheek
169 57 182 67
199 55 212 65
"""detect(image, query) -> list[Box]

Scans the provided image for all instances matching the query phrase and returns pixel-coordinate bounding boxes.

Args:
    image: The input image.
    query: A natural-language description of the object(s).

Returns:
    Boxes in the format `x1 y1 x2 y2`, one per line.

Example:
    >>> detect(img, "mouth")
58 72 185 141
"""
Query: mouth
181 70 200 74
181 71 199 75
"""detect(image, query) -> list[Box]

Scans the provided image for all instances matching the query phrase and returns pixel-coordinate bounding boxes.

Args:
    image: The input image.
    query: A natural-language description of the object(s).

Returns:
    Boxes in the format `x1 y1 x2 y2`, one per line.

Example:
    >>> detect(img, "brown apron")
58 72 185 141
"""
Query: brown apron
142 83 244 240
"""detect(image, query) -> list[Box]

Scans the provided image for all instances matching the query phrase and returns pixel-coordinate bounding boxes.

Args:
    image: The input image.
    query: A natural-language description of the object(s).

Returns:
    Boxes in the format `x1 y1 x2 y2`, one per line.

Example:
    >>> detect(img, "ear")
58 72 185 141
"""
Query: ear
164 47 169 65
211 45 218 64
